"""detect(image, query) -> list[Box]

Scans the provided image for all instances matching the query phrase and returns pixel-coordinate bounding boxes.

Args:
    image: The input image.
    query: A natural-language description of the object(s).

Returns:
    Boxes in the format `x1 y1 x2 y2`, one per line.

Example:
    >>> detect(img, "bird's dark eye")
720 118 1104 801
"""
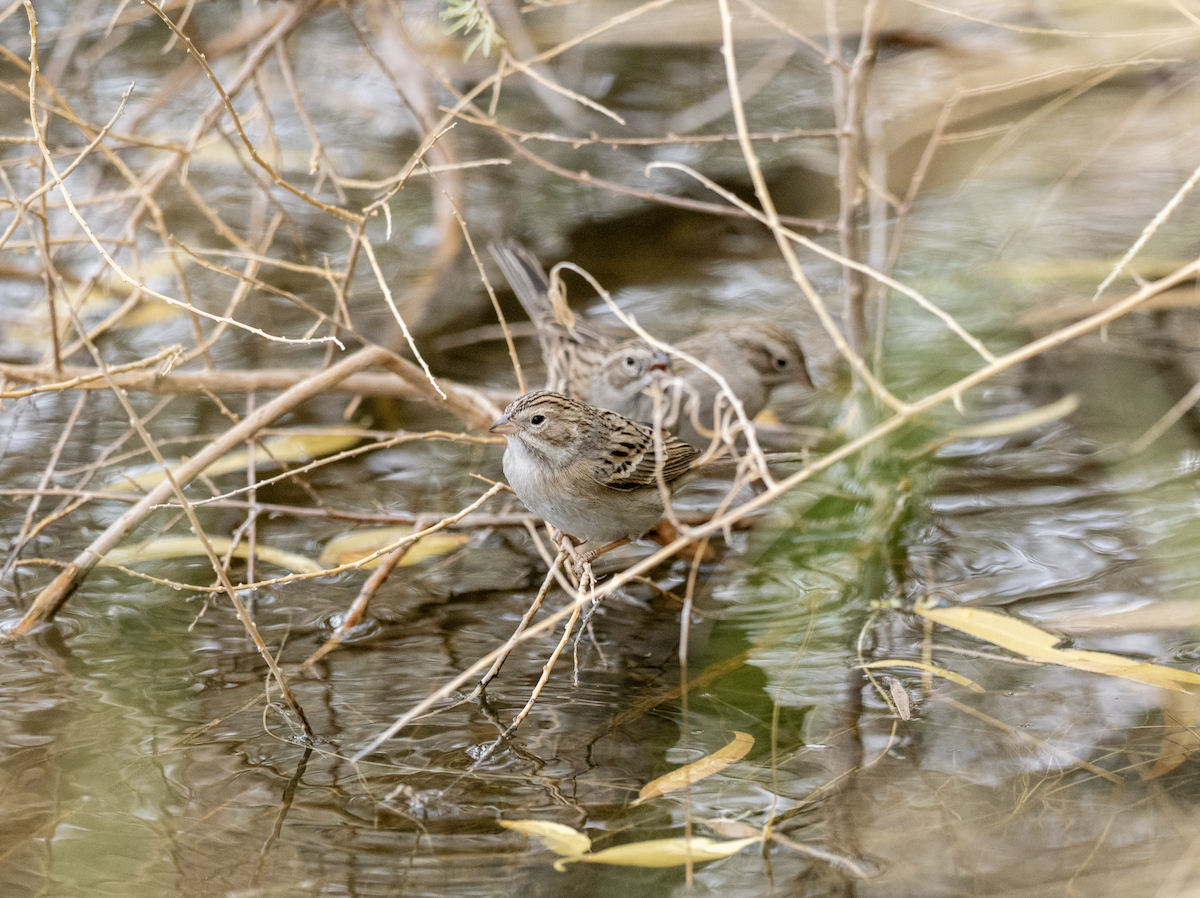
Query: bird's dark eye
775 357 788 368
530 414 546 425
624 356 637 368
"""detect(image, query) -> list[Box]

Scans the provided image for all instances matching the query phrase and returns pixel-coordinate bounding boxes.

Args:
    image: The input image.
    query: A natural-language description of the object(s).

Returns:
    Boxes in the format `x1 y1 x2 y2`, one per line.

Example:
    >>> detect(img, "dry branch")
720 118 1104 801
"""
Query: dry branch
0 361 517 406
8 346 394 635
5 0 1200 832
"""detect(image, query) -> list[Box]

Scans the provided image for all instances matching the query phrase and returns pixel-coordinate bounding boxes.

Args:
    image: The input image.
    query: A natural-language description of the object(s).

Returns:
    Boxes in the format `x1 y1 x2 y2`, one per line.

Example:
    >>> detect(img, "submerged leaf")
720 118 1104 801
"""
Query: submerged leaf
553 836 760 870
949 394 1079 438
319 527 469 568
105 536 323 574
111 428 366 491
1037 600 1200 634
860 659 986 694
917 604 1200 691
500 820 592 857
633 732 754 804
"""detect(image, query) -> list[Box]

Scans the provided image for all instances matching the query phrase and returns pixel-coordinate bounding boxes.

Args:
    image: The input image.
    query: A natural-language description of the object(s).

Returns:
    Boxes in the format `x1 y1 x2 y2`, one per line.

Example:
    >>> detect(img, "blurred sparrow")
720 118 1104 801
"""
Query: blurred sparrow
489 390 699 552
490 240 672 422
673 319 813 447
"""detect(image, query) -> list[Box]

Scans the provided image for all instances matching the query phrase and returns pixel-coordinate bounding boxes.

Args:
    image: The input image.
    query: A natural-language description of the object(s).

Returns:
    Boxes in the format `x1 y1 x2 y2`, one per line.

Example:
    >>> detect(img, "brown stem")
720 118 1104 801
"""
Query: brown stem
0 362 516 409
829 0 883 357
7 346 394 635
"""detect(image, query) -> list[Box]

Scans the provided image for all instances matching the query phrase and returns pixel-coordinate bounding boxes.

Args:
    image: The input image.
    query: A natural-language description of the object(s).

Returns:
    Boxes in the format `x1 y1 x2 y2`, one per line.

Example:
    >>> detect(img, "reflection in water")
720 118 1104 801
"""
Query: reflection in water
4 0 1200 896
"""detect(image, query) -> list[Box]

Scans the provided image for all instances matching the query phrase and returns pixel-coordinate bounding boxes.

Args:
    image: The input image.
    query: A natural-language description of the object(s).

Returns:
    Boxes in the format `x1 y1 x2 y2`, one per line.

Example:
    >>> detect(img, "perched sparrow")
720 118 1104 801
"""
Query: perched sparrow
489 240 672 423
489 391 699 550
673 319 813 447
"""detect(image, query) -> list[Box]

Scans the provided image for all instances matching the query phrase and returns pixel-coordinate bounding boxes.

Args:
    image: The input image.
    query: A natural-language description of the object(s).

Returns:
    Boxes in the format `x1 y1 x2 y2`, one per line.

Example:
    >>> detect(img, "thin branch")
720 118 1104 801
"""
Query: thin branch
299 483 505 670
141 0 364 225
6 346 397 634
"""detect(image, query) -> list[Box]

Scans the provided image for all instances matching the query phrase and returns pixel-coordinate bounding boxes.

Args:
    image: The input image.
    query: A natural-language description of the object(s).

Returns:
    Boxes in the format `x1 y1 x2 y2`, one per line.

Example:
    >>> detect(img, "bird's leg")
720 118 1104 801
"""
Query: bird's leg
552 529 591 579
644 519 716 563
645 518 678 544
552 530 628 578
577 537 629 568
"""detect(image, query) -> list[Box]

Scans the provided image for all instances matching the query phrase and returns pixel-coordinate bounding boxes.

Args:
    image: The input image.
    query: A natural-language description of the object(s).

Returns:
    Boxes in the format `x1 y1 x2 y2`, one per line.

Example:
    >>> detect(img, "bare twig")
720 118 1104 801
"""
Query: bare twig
299 483 505 670
5 346 396 634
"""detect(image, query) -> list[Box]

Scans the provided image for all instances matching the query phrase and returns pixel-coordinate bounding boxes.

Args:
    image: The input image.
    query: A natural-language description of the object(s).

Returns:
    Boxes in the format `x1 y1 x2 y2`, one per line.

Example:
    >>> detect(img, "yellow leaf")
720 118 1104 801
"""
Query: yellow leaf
189 141 318 174
633 732 754 805
111 428 366 491
916 604 1200 692
252 429 367 465
500 820 592 857
948 394 1079 438
1018 283 1200 326
859 660 986 693
318 527 469 568
554 836 760 871
1039 600 1200 634
110 297 181 328
997 257 1186 284
753 408 781 425
104 536 323 574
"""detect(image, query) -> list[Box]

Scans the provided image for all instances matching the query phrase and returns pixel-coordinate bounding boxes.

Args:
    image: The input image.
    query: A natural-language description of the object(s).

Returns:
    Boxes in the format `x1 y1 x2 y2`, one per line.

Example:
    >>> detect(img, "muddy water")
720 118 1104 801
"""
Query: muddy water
4 3 1200 897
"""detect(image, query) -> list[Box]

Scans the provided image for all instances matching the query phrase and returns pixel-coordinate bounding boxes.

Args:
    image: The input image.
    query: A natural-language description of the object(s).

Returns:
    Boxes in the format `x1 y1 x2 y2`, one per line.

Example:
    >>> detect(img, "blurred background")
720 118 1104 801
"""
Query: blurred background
3 1 1200 895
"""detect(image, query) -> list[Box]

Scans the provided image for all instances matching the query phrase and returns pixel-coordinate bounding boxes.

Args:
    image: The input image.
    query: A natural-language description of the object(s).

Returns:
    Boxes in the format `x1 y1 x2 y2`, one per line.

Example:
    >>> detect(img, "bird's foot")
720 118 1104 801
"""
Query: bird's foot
552 531 629 580
552 530 591 580
644 519 717 563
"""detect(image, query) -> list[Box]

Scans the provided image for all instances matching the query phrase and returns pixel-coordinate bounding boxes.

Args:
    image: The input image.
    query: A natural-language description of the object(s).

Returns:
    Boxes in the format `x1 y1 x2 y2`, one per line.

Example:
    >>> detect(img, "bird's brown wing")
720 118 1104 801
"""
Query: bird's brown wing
489 239 627 397
590 412 699 491
489 240 556 331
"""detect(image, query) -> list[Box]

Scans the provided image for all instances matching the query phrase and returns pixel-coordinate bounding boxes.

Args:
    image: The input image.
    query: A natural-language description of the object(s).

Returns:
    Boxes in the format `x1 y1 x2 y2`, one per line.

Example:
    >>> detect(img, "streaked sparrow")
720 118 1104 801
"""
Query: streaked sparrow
489 390 699 550
489 240 672 423
674 319 813 447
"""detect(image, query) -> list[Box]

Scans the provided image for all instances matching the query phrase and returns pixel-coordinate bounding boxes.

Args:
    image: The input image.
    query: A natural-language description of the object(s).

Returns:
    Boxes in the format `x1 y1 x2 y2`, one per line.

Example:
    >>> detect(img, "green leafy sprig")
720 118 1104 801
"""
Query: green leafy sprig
440 0 506 61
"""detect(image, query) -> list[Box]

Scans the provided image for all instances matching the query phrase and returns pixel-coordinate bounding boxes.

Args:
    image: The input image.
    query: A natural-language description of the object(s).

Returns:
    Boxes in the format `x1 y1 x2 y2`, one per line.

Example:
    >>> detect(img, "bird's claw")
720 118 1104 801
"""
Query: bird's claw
551 530 591 579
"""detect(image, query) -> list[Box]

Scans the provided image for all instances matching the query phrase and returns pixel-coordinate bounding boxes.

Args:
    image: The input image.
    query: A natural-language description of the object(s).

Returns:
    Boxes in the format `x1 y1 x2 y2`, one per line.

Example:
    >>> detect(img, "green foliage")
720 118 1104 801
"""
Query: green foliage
440 0 506 60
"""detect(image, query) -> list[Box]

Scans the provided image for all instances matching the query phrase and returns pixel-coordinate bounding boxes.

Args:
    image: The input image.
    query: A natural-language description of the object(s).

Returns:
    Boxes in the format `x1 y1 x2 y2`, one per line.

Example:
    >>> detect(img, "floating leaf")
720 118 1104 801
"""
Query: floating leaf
105 536 323 574
1017 282 1199 327
916 604 1200 691
884 675 912 720
319 527 469 568
111 428 366 491
633 732 754 805
0 256 185 352
1037 600 1200 634
553 836 760 871
997 257 1186 284
109 297 179 327
859 660 986 694
500 820 592 857
948 394 1079 438
189 142 320 174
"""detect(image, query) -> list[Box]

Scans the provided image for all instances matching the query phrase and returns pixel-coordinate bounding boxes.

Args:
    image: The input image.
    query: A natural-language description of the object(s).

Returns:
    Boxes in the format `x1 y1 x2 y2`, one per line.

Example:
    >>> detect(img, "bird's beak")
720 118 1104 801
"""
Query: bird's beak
647 351 672 378
794 361 814 389
489 414 519 435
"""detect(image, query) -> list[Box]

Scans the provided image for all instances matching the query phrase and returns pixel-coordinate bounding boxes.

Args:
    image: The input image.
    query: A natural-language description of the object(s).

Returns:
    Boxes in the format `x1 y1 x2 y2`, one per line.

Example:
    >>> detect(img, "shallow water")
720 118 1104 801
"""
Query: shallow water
4 2 1200 897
